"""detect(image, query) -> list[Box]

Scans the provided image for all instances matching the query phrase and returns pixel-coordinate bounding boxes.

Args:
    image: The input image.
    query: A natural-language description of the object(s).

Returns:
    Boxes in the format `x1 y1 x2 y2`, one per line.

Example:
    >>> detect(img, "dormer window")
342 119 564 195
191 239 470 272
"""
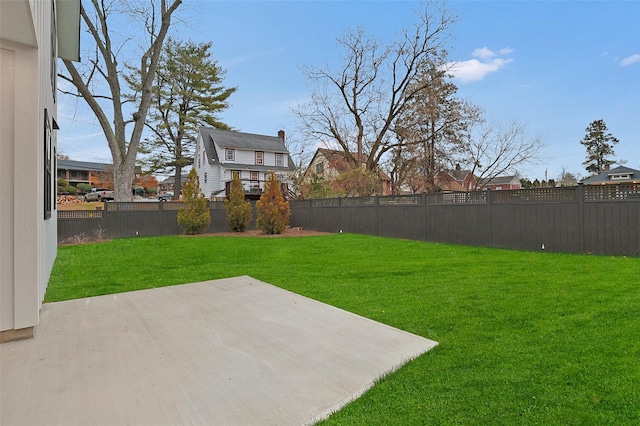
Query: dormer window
255 151 264 166
225 148 235 161
610 173 631 180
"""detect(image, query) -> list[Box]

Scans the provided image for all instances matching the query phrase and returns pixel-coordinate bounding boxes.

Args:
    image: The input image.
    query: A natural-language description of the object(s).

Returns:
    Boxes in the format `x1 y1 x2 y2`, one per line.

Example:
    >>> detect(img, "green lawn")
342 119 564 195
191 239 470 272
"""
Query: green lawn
47 234 640 425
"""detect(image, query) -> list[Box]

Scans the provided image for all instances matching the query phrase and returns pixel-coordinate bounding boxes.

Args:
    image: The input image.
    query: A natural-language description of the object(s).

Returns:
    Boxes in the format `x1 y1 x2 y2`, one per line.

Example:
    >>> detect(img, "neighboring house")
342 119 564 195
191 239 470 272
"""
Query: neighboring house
194 128 295 200
479 175 522 191
158 174 189 193
1 0 80 341
435 165 476 192
57 159 150 191
582 165 640 185
57 159 110 186
305 148 392 195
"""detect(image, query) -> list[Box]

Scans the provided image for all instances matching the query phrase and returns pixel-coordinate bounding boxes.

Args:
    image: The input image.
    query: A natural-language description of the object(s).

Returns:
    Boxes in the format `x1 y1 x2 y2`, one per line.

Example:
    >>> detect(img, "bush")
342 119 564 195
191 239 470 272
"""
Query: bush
177 169 211 235
224 175 252 232
256 173 290 234
65 185 77 195
76 183 92 194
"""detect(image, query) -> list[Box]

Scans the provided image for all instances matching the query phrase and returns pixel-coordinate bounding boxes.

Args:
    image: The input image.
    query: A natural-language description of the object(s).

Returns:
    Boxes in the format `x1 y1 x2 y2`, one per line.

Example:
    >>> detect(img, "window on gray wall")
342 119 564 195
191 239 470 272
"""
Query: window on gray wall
44 109 52 220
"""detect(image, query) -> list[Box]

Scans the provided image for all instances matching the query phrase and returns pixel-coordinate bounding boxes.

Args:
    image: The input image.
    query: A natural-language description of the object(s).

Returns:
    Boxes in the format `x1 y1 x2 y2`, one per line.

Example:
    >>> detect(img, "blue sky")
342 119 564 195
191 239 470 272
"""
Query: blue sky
58 0 639 181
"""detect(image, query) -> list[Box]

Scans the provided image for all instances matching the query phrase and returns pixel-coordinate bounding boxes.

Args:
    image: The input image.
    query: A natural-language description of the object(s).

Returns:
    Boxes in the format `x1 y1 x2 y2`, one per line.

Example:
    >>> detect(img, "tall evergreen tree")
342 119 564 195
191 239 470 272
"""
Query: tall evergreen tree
177 169 210 235
580 119 619 175
256 173 290 235
138 38 236 200
224 175 252 232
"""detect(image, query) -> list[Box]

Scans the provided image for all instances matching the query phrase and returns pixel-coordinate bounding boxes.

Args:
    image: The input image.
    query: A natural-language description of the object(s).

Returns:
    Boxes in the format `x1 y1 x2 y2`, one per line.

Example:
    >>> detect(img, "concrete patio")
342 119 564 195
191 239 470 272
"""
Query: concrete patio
1 276 437 425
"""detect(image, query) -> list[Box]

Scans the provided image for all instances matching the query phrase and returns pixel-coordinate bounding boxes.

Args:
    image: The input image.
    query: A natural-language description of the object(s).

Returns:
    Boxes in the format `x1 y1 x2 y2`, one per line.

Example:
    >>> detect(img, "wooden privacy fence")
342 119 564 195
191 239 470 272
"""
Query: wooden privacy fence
57 201 253 242
58 184 639 256
288 184 640 256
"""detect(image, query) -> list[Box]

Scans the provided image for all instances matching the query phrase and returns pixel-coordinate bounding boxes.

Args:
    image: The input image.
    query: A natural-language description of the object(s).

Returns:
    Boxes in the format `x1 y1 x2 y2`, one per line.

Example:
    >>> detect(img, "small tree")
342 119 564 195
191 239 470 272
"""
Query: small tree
256 173 290 234
177 169 210 235
224 175 252 232
57 179 69 194
76 183 92 195
580 119 619 175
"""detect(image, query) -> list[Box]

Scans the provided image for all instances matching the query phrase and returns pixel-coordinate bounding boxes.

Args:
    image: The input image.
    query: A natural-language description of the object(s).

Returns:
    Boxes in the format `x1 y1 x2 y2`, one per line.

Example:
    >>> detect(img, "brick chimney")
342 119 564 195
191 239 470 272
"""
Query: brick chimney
455 163 461 171
604 164 610 172
278 130 285 142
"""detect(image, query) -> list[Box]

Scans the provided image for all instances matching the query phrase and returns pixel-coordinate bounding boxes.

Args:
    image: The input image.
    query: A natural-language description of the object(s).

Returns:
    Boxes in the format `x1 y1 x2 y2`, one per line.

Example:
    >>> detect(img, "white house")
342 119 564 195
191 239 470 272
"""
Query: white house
194 128 295 199
1 0 80 341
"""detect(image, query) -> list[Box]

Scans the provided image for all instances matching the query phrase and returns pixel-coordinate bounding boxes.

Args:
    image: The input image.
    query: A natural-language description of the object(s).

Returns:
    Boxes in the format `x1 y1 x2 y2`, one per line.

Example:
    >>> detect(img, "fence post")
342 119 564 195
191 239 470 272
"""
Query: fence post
577 183 585 253
338 197 342 233
423 192 428 243
486 189 493 248
375 195 380 236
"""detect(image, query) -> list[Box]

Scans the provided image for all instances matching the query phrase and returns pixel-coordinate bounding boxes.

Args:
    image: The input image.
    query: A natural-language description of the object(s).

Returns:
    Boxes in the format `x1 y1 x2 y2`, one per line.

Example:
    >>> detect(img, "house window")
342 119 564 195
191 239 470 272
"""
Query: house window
255 151 264 165
276 153 284 167
44 109 52 220
316 162 324 174
250 171 259 181
198 154 201 168
232 170 240 180
226 148 235 161
611 174 630 180
204 172 208 183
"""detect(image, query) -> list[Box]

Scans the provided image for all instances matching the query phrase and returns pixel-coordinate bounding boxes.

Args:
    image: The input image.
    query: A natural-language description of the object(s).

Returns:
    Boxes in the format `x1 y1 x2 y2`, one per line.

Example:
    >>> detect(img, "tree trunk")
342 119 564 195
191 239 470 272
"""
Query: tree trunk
113 160 135 201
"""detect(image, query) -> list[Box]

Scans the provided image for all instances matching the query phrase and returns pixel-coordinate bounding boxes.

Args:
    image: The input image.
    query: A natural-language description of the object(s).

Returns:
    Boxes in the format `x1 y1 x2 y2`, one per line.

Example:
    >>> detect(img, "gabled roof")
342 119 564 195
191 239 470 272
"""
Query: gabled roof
582 165 640 185
200 128 289 153
448 169 473 182
160 174 189 185
310 148 391 181
198 127 294 171
481 175 519 186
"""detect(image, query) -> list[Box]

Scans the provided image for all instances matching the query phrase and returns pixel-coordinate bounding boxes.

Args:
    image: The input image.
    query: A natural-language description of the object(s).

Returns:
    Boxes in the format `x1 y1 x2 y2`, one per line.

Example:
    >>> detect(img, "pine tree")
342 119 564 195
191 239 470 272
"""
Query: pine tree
580 119 619 175
224 175 252 232
136 38 236 200
177 169 210 235
256 173 290 234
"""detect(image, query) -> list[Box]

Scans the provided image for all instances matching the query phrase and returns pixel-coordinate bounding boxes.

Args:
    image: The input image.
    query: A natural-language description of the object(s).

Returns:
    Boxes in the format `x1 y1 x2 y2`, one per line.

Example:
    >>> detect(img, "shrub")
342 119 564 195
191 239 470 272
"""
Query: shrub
76 183 92 194
177 169 211 235
256 172 290 234
65 185 77 195
224 175 252 232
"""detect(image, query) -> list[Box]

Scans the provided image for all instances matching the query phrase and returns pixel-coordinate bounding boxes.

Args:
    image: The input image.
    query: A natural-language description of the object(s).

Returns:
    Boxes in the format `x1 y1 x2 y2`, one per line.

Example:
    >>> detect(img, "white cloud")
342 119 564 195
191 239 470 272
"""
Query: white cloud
448 47 514 83
472 47 495 60
620 54 640 67
448 58 513 83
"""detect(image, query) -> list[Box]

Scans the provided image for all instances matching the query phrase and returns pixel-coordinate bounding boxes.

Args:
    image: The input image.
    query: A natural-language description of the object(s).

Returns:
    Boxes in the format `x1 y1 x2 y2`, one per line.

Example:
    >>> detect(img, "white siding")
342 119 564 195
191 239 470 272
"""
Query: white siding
1 0 59 336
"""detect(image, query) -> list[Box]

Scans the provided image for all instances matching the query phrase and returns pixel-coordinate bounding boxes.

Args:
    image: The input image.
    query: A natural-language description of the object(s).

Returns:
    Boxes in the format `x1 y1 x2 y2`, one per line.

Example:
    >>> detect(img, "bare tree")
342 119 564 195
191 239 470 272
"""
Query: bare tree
465 120 545 189
295 1 457 175
558 166 580 187
59 0 182 201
